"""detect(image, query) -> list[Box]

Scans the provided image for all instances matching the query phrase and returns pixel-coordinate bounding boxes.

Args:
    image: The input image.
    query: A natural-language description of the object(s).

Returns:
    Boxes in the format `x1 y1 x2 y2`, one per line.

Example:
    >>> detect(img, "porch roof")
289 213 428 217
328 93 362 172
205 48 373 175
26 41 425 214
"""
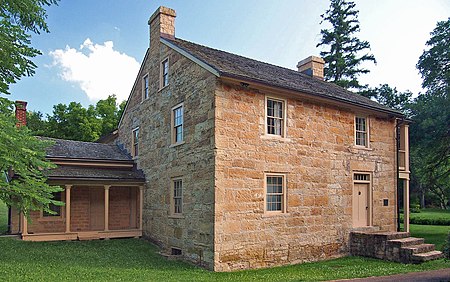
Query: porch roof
45 165 145 182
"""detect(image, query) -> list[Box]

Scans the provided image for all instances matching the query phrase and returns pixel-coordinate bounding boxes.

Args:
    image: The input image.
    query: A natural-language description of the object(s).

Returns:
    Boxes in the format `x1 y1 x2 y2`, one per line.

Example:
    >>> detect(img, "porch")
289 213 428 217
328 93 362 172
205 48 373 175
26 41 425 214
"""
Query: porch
20 184 144 241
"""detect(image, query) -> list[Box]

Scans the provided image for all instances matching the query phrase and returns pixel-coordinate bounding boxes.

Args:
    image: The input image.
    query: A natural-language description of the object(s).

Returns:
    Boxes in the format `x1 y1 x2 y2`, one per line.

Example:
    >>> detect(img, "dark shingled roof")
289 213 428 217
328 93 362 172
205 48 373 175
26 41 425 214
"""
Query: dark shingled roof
163 37 402 116
45 165 145 182
40 137 131 161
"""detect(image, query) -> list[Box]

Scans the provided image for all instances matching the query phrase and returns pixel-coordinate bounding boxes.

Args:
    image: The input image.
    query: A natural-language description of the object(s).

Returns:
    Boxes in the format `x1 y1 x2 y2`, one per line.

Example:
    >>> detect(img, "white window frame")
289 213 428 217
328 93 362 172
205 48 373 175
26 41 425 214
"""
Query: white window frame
132 127 139 157
171 103 184 145
264 173 287 214
265 96 287 137
160 58 169 89
355 116 369 147
171 178 183 216
142 74 149 100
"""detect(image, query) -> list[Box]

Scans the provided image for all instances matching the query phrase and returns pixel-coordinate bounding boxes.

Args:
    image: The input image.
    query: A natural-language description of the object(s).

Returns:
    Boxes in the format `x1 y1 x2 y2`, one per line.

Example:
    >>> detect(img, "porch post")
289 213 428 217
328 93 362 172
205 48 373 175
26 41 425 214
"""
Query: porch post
104 185 110 231
403 180 410 232
22 212 28 235
65 185 72 233
139 186 144 230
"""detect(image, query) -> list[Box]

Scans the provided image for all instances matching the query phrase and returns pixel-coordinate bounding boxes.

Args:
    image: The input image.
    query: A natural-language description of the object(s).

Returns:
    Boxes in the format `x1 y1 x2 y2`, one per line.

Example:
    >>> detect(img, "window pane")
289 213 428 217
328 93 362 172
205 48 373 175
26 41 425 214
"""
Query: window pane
267 99 284 136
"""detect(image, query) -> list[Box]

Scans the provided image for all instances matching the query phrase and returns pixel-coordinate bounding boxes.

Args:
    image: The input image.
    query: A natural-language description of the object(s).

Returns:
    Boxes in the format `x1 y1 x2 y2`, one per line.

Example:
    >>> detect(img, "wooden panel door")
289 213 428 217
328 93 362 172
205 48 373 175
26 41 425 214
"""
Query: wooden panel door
352 183 369 227
90 188 105 231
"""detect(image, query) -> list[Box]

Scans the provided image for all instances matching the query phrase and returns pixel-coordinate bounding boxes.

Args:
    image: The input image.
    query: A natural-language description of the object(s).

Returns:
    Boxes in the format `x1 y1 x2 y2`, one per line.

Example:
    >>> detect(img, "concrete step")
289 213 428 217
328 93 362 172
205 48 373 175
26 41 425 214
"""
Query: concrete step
388 237 425 247
401 243 435 255
371 231 410 240
411 251 444 263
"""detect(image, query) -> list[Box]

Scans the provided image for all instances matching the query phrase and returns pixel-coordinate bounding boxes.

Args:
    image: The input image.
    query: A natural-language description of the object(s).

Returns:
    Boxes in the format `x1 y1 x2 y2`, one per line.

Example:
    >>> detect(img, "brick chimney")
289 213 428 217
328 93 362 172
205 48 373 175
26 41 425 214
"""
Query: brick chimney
148 6 176 48
15 101 27 127
297 56 325 80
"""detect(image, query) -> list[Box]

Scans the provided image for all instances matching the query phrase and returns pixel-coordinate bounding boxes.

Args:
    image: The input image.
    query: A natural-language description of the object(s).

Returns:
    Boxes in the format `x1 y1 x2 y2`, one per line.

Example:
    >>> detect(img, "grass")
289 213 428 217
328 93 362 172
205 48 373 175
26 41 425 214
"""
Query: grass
0 200 8 234
409 224 450 251
0 237 448 282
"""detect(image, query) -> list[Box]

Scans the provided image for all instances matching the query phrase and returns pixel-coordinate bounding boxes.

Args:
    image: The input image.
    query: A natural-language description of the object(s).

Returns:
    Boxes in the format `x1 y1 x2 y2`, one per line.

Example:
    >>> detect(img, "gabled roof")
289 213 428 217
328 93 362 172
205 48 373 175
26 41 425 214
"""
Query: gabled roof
162 37 402 116
41 137 131 161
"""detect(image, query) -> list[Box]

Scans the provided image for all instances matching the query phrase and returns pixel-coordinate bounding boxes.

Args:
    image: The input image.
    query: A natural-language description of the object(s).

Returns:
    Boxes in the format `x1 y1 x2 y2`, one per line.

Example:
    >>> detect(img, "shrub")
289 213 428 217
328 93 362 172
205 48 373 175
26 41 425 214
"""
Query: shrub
409 217 450 226
443 232 450 260
411 204 421 213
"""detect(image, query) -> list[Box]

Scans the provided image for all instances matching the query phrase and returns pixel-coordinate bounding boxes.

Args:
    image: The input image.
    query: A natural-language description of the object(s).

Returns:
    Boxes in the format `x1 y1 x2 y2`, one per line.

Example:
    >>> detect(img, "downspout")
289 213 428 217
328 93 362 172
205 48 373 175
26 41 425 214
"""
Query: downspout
395 118 404 231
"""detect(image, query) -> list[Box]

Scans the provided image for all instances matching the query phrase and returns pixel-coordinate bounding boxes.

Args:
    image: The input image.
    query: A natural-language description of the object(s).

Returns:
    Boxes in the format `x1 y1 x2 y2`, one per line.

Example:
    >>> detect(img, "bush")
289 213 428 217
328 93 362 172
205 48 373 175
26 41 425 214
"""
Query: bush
411 204 421 213
409 217 450 226
443 232 450 260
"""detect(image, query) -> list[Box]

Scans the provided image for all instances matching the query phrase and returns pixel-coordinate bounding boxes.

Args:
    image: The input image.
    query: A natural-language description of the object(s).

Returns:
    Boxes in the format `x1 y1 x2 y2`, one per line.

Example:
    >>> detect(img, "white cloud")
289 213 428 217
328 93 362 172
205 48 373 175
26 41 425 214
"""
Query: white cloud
49 38 140 102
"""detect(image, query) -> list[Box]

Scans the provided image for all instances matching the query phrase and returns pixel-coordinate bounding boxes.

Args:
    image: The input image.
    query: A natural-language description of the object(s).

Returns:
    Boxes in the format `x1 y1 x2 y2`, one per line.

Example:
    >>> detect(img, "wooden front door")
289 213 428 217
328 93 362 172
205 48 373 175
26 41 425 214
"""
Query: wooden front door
90 188 104 230
352 183 370 227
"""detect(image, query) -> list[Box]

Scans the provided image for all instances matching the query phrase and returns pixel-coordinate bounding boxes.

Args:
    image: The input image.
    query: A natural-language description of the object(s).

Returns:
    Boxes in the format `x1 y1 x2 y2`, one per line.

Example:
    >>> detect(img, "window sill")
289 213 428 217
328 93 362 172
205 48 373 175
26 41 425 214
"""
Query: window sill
262 211 289 218
169 141 185 148
352 145 373 151
158 84 169 92
260 134 291 142
168 215 184 219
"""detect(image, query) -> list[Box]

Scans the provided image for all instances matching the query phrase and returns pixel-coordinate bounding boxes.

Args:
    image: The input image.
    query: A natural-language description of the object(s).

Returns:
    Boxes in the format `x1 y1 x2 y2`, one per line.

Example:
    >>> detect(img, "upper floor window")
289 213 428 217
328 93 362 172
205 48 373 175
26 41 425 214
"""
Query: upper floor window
143 75 149 100
43 191 62 217
132 127 139 156
265 174 286 213
172 104 183 144
161 58 169 88
355 116 368 147
266 97 285 136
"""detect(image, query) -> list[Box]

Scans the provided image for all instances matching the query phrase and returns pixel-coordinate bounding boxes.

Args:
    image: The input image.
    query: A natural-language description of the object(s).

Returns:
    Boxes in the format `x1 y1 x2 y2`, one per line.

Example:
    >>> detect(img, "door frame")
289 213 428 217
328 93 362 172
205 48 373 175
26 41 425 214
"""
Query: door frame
352 172 373 227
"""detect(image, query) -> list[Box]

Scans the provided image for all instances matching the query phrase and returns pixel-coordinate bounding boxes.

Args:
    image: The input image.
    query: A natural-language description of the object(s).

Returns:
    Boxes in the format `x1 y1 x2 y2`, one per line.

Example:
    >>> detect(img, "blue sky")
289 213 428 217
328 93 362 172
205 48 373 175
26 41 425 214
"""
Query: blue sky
8 0 450 114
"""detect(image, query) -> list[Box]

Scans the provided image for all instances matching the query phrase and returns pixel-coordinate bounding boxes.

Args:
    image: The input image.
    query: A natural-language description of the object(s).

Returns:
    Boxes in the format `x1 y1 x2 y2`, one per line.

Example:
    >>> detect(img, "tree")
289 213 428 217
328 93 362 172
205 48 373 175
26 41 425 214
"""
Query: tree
409 18 450 209
359 84 412 114
0 0 61 215
317 0 376 90
0 98 62 215
0 0 59 94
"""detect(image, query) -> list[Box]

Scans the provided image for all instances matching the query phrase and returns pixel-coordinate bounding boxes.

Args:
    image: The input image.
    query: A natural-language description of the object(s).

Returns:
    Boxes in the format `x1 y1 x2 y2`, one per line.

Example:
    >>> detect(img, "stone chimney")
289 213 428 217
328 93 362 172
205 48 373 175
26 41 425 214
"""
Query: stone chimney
148 6 176 47
15 101 27 127
297 56 325 80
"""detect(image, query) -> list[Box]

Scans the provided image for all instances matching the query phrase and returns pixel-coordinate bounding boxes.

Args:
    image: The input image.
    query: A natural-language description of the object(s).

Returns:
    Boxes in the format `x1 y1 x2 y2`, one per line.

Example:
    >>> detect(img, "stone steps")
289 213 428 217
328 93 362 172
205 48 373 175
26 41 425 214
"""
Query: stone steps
401 243 436 255
388 237 425 247
411 251 444 263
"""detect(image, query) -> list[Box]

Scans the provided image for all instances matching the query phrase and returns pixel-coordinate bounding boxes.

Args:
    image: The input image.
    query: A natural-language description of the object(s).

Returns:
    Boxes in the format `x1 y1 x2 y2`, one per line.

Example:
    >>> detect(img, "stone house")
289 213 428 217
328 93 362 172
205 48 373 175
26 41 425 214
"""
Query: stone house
9 6 418 271
115 7 411 271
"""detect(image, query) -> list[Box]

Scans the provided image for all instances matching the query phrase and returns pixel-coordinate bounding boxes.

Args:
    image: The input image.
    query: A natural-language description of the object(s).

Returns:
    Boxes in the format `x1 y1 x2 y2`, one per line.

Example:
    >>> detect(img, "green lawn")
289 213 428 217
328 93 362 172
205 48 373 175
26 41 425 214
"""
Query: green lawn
0 237 448 281
409 224 450 251
0 200 8 234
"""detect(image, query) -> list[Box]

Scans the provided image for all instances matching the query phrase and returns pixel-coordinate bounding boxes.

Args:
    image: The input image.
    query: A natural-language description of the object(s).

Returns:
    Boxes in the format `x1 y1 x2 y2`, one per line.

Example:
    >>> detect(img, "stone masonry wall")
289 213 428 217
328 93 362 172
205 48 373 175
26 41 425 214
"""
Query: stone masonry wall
117 42 216 267
213 82 397 271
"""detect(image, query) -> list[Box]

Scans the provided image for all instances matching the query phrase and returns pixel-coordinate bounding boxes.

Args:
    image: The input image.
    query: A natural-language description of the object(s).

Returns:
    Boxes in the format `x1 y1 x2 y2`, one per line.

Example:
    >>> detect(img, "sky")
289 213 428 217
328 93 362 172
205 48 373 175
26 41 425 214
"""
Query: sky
8 0 450 114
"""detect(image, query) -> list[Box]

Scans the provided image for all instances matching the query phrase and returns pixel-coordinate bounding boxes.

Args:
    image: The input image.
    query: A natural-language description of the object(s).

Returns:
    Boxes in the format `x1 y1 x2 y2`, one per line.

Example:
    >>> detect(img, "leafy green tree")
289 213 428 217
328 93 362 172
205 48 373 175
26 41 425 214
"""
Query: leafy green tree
96 95 124 137
0 98 62 215
410 18 450 209
0 0 61 215
317 0 376 89
359 84 412 114
27 111 48 136
0 0 59 94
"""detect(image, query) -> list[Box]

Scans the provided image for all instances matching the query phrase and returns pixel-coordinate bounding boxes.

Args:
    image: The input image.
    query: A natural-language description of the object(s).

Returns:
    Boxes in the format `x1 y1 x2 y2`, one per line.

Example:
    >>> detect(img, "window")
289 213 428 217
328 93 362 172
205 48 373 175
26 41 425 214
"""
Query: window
354 173 370 181
266 98 285 136
161 58 169 88
265 174 286 212
132 127 139 157
355 116 368 147
172 104 183 144
172 179 183 215
43 191 62 217
143 75 149 100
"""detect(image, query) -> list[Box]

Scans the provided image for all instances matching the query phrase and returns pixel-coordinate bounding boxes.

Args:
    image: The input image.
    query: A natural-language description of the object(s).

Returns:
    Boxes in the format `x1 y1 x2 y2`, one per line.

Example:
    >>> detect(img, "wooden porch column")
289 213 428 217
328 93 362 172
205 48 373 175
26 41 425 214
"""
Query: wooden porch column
104 185 110 231
65 185 72 233
403 180 410 232
21 212 28 235
139 186 144 230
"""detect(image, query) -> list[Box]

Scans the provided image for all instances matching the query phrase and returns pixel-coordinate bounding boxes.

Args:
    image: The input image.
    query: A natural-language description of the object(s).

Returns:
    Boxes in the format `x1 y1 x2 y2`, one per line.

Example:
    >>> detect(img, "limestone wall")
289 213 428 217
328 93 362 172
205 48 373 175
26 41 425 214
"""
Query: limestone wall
213 82 397 271
117 42 216 268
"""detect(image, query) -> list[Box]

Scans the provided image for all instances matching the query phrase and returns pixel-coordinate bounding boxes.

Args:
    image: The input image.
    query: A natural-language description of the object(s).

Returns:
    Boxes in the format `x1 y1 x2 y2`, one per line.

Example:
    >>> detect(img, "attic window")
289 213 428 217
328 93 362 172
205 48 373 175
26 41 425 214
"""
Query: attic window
143 75 149 100
132 127 139 157
161 58 169 88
